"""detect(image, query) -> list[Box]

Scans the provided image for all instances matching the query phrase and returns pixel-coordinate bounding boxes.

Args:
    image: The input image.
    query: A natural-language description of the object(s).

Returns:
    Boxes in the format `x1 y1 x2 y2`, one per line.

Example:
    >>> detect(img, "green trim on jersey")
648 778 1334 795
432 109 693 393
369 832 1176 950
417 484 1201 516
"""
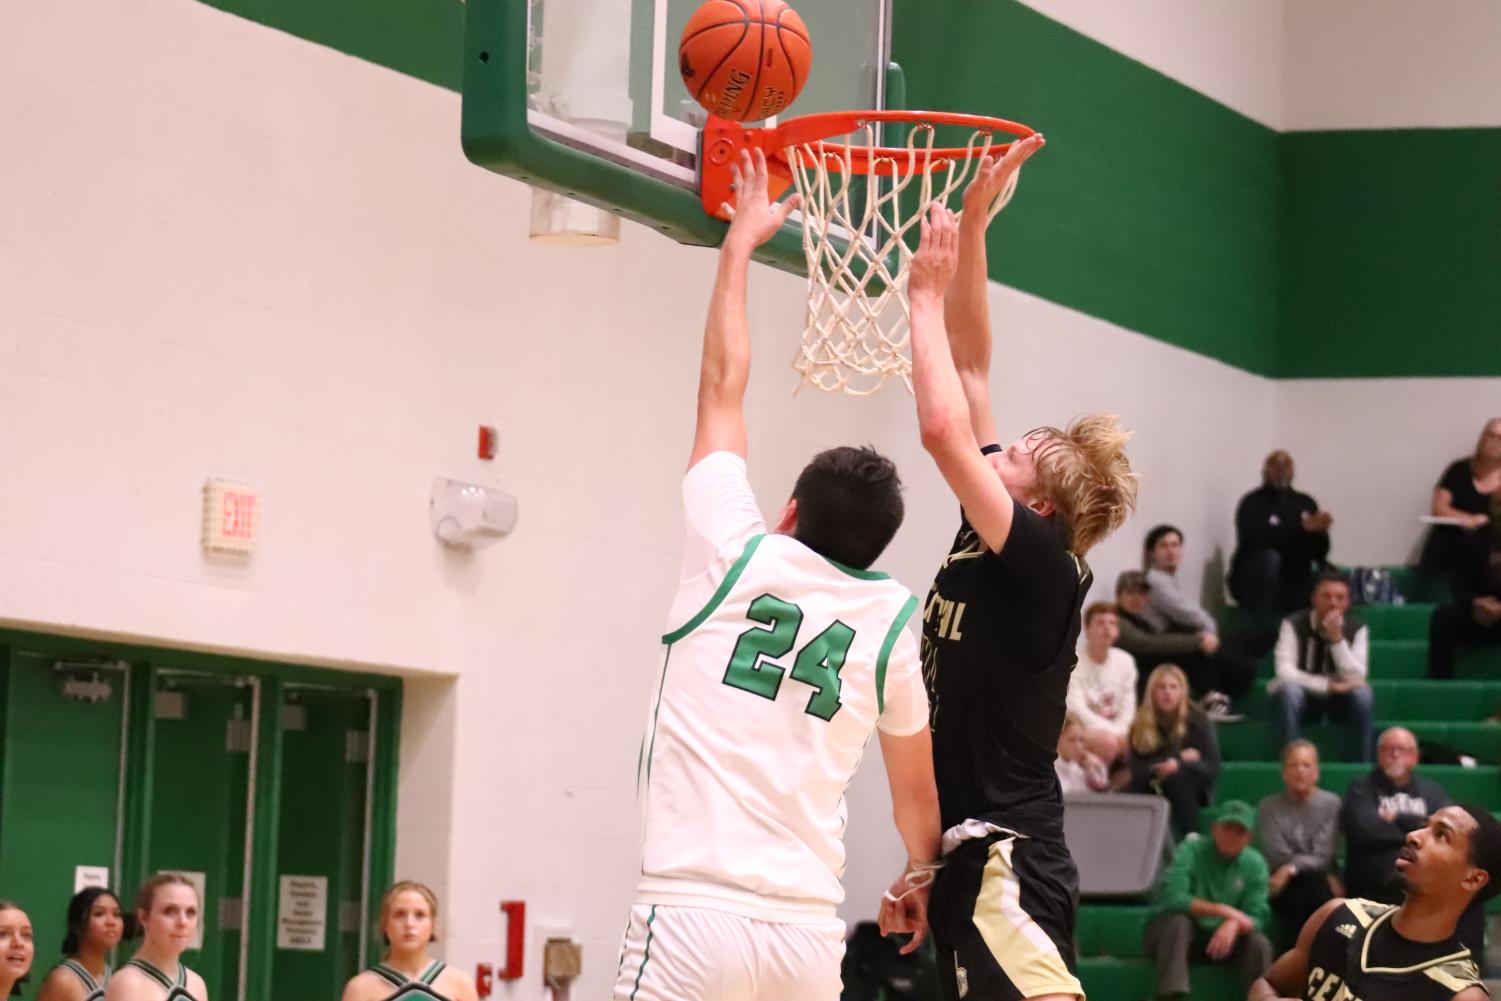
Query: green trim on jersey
640 645 675 792
819 554 891 581
661 534 765 644
875 595 920 715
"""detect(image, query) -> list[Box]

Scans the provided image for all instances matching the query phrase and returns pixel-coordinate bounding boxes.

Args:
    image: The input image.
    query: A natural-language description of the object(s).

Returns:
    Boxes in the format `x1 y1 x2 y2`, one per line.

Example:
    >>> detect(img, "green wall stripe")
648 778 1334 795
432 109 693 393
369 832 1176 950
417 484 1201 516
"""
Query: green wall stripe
182 0 1501 380
1279 128 1501 378
196 0 464 92
892 0 1282 375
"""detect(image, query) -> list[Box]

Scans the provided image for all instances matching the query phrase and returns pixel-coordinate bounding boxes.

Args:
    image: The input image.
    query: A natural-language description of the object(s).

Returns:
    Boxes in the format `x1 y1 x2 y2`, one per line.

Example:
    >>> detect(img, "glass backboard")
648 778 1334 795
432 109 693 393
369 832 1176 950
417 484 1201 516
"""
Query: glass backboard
462 0 893 266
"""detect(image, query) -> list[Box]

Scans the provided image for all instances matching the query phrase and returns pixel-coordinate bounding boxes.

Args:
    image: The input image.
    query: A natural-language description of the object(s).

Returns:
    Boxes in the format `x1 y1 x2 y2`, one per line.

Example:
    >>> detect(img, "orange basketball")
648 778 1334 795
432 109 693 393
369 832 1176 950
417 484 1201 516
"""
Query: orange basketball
679 0 812 123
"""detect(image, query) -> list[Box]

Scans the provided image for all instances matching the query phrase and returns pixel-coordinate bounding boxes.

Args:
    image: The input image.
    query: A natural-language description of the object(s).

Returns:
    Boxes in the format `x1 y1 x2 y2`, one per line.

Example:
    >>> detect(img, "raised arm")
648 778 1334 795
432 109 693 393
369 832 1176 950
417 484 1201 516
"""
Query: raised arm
688 148 801 469
944 136 1046 446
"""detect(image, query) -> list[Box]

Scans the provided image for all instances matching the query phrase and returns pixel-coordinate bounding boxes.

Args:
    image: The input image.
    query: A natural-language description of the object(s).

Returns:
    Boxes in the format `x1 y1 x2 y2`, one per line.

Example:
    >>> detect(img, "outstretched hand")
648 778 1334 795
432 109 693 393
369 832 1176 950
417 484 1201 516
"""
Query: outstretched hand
722 148 801 251
909 202 960 302
961 133 1046 220
877 870 932 955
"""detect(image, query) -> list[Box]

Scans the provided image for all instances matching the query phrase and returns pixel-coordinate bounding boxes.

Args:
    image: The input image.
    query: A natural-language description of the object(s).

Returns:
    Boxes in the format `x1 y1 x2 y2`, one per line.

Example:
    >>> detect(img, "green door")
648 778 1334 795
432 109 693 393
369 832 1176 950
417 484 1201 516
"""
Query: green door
270 687 376 1000
143 670 257 1001
0 649 130 998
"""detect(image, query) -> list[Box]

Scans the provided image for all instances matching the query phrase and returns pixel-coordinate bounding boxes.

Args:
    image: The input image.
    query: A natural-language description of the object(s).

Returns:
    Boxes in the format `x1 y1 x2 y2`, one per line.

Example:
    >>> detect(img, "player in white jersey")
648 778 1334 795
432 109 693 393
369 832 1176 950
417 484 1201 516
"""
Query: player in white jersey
615 149 942 1001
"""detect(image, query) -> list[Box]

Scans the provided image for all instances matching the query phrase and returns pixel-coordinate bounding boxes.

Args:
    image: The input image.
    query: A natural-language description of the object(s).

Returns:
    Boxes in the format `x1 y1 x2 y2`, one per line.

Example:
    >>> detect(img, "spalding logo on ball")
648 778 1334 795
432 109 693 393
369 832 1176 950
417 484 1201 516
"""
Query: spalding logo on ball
679 0 812 123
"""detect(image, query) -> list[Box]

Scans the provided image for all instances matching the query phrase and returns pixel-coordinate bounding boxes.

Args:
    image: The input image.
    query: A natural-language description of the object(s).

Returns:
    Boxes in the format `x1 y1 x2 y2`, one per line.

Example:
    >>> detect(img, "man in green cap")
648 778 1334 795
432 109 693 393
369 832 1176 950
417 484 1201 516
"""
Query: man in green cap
1143 800 1273 1000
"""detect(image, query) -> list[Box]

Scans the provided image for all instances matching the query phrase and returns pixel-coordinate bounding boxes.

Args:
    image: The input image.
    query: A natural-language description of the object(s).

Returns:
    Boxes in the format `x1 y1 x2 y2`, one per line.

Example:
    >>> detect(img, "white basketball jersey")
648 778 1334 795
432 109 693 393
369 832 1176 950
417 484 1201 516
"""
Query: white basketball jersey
637 531 924 920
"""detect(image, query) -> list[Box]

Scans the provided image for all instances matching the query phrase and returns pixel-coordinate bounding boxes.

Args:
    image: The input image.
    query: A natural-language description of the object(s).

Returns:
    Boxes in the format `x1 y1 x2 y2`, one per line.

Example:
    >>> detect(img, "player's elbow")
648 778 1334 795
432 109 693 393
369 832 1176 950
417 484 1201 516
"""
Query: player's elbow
919 411 968 456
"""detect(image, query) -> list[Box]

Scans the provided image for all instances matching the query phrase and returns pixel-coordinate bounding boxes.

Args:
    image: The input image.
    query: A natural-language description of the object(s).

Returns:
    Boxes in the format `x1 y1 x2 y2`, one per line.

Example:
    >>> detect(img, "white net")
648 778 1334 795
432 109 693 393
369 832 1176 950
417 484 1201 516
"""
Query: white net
785 121 1021 395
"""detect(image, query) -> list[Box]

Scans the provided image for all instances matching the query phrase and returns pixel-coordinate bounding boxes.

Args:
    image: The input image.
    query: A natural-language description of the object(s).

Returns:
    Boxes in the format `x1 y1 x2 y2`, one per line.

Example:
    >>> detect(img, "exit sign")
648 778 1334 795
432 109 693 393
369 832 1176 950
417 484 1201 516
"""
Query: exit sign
202 479 260 556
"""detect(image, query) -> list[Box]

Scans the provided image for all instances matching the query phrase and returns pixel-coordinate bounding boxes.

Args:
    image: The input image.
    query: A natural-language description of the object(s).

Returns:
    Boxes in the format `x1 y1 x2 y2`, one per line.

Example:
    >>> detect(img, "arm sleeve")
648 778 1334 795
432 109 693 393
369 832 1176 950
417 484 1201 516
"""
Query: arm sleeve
1341 779 1409 851
1119 620 1203 658
1115 654 1139 736
1240 854 1272 932
1148 572 1217 634
1156 839 1197 914
1065 674 1115 733
1186 715 1221 782
1329 626 1368 681
680 451 767 579
876 629 929 736
1236 492 1285 551
1256 800 1293 870
1289 800 1340 874
1275 618 1329 694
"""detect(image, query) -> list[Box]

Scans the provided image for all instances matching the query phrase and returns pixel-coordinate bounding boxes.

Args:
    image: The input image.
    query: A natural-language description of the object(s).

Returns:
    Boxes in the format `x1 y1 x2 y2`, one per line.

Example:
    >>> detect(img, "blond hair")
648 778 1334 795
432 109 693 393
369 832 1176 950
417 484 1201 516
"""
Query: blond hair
1031 414 1138 555
379 881 440 946
1475 418 1501 465
133 873 198 916
1129 664 1191 756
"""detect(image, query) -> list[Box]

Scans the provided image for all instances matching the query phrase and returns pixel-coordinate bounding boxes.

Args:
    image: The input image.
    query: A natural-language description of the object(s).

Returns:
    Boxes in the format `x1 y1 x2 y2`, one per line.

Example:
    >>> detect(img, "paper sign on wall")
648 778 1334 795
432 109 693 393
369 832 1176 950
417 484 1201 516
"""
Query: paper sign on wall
277 875 328 952
160 871 208 951
74 866 109 894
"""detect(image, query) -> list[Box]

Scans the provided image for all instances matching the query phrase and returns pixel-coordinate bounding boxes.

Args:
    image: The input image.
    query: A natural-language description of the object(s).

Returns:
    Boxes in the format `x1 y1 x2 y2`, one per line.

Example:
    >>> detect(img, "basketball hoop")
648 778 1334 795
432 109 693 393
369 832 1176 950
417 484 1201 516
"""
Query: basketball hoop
701 111 1036 395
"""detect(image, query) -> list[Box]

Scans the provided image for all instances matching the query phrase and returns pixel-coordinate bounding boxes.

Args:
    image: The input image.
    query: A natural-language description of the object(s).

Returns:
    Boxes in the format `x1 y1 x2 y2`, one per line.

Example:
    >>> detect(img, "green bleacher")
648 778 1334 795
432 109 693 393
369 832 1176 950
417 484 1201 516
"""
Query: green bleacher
1077 571 1501 1000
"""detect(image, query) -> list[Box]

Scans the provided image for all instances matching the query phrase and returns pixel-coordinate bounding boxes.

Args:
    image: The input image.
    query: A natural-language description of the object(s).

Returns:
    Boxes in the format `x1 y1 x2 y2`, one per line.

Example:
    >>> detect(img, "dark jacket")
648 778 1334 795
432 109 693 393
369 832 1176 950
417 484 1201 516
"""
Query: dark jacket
1340 768 1451 901
1116 608 1202 662
1230 484 1330 582
1126 707 1221 794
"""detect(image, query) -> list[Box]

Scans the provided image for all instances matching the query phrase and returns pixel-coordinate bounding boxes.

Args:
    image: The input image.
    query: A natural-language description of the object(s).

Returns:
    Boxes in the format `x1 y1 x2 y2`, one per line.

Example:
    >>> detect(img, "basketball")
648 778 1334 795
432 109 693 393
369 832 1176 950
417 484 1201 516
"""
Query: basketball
678 0 812 123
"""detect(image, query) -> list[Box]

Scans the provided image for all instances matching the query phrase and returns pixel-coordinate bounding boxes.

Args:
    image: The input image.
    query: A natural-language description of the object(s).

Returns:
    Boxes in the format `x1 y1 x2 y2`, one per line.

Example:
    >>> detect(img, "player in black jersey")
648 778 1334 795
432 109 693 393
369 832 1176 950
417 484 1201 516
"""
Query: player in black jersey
1249 804 1501 1001
902 143 1137 1001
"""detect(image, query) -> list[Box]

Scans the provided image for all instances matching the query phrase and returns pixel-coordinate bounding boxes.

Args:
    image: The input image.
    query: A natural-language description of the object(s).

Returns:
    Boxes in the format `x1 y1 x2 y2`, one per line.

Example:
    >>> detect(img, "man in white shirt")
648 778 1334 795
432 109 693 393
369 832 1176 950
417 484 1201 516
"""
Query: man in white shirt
615 149 942 1001
1066 602 1137 765
1270 570 1373 762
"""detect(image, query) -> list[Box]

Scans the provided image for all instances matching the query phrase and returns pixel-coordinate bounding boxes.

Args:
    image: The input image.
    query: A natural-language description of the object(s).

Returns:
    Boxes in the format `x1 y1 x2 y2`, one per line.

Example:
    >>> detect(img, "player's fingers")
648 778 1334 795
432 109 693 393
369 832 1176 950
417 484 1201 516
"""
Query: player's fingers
773 191 802 224
899 923 928 955
752 146 768 187
720 202 736 219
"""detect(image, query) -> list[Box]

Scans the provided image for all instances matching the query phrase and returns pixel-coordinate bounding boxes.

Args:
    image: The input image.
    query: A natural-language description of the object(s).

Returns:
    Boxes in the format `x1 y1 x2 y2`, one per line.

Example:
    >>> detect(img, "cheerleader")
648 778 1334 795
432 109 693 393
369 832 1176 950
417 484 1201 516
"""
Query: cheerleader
341 882 477 1001
37 888 125 1001
104 875 205 1001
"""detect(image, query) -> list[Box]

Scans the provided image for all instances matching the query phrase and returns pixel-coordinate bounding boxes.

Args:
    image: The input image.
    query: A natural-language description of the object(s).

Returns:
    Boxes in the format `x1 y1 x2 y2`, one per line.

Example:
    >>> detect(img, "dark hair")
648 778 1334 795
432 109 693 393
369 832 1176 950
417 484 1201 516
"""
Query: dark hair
1143 524 1182 559
791 446 904 570
1460 805 1501 902
1311 568 1349 594
61 888 122 955
1083 601 1117 626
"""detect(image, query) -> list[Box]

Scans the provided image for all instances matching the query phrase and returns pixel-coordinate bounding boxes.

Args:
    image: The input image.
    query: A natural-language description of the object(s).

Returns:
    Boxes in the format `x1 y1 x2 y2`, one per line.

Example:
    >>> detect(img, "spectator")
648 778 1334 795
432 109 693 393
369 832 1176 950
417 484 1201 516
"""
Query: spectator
1340 726 1485 958
1228 451 1332 616
1115 570 1256 722
1270 570 1373 762
1256 740 1342 951
1126 663 1220 838
1420 417 1501 579
1066 602 1137 764
1143 524 1218 635
1143 800 1272 1000
1429 499 1501 680
1055 713 1109 794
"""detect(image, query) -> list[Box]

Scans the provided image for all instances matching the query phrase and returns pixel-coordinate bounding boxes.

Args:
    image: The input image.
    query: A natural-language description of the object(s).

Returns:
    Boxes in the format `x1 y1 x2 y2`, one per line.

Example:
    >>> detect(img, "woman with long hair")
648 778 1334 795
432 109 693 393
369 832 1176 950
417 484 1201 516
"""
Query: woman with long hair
0 901 35 999
103 875 206 1001
340 882 477 1001
37 888 126 1001
1422 416 1501 577
1126 663 1221 837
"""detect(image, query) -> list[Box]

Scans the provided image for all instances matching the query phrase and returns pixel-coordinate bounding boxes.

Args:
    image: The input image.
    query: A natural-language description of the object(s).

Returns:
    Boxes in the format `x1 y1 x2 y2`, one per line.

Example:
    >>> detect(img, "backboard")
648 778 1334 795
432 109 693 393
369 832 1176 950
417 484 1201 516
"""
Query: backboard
461 0 894 268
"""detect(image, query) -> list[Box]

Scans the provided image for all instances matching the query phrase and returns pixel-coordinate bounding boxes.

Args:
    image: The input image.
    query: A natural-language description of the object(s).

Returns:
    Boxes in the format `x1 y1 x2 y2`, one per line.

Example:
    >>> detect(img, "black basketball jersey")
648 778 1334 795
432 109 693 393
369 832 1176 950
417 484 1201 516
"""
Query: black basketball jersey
57 959 107 1001
369 960 453 1001
922 503 1091 841
122 958 198 1001
1302 898 1484 1000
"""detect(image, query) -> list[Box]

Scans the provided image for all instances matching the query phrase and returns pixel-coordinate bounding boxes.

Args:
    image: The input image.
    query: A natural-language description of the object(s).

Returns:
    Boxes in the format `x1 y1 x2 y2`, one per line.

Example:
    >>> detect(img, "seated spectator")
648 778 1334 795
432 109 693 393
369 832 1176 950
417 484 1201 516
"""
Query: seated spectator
1256 740 1342 951
1227 451 1332 616
1126 664 1220 838
1420 417 1501 579
1340 726 1485 957
1066 601 1137 764
1143 800 1272 1001
1115 569 1256 722
1429 501 1501 680
1270 570 1373 762
1055 713 1110 794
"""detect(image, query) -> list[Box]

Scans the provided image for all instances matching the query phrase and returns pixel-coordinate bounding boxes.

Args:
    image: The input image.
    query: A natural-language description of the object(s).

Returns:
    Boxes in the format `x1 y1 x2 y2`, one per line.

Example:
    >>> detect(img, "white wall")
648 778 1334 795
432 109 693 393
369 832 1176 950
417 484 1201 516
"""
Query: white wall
4 0 1495 998
1273 380 1501 567
1283 0 1501 130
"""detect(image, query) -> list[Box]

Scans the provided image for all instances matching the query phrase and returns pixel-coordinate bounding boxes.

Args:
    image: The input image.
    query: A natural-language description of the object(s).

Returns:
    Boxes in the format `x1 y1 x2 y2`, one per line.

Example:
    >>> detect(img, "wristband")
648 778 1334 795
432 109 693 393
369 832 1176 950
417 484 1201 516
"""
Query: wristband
980 443 1003 456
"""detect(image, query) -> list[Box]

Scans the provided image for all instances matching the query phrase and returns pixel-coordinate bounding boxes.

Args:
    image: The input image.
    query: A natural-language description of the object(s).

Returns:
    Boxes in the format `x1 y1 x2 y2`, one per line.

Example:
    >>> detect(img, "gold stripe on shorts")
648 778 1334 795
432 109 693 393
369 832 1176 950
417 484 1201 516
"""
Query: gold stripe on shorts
972 839 1084 1000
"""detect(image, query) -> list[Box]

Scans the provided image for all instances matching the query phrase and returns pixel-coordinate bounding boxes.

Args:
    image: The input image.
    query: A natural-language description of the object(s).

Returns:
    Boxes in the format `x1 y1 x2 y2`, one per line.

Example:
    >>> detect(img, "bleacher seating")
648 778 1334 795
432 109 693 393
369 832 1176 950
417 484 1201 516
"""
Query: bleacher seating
1075 571 1501 1000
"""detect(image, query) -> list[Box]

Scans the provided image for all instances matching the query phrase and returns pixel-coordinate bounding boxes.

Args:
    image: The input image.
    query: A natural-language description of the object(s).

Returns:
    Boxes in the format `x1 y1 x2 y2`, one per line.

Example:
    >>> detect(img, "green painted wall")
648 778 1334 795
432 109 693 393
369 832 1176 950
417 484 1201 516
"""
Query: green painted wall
1280 129 1501 378
186 0 1499 380
892 1 1283 374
